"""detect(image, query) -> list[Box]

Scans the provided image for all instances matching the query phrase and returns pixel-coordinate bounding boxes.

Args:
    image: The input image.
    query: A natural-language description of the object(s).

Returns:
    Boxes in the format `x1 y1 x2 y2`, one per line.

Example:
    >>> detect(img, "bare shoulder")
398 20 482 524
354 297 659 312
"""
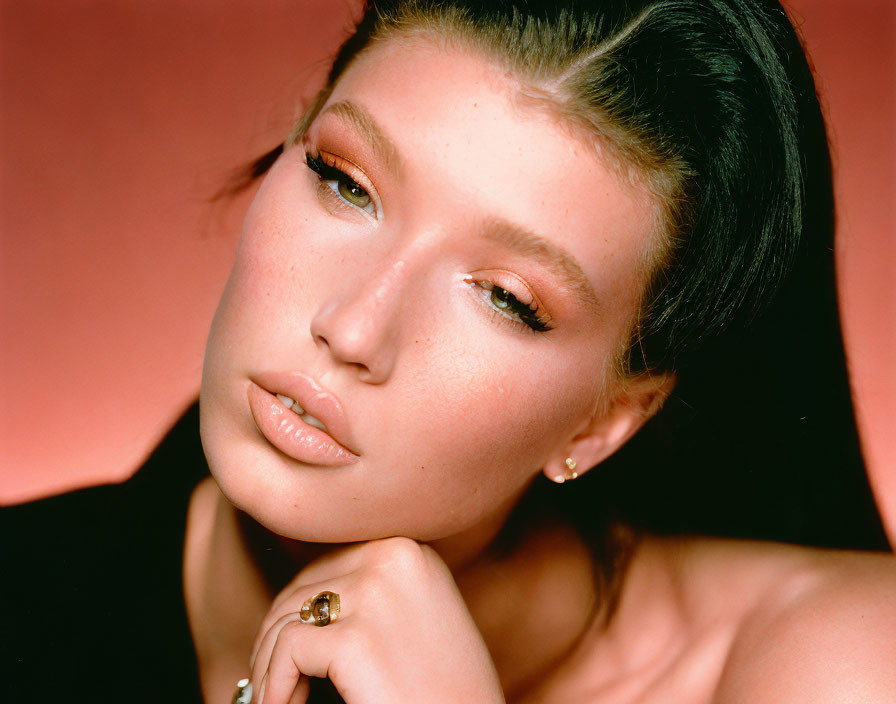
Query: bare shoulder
183 477 223 614
714 545 896 703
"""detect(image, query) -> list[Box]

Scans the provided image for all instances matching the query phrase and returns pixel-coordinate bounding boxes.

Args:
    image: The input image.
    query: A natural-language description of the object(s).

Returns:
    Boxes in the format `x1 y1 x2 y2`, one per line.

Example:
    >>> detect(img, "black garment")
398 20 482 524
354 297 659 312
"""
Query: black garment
2 404 346 704
2 403 207 703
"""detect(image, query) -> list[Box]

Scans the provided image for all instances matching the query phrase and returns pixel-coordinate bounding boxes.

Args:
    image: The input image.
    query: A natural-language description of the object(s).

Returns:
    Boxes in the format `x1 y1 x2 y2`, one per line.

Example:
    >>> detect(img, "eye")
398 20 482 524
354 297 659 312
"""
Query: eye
468 274 553 333
305 152 377 217
336 179 370 209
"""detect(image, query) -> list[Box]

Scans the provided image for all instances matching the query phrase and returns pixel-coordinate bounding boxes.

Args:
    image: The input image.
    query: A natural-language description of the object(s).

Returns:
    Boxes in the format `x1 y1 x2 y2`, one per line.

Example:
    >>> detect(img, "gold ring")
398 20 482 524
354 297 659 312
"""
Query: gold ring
299 590 341 627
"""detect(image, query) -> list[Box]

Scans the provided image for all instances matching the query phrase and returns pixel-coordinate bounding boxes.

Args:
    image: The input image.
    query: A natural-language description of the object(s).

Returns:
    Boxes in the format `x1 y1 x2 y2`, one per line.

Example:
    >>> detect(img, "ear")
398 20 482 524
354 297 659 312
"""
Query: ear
542 373 675 483
345 0 368 25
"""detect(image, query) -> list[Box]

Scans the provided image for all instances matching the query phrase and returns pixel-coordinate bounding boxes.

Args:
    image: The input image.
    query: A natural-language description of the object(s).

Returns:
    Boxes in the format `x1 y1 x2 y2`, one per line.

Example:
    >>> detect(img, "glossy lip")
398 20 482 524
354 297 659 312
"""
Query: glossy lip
247 371 359 467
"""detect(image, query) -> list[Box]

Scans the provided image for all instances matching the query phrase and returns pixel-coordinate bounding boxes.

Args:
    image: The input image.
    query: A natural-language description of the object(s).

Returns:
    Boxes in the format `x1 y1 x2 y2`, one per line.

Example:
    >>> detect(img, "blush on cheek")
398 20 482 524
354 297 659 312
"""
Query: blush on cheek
447 373 593 474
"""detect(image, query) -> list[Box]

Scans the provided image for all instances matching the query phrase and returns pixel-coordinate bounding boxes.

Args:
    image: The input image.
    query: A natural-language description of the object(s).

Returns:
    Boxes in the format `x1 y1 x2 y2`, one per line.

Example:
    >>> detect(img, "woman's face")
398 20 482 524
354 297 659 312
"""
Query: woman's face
201 35 657 545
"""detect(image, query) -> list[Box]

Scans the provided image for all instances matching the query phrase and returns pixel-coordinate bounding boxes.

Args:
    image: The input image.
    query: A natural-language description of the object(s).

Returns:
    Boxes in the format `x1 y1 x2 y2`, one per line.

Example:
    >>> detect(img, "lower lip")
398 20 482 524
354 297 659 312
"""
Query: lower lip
247 383 359 467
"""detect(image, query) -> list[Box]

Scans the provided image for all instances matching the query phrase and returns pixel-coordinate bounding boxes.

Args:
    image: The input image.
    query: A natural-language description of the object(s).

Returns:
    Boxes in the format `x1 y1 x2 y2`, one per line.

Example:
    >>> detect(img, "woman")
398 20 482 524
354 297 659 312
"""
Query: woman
5 1 894 702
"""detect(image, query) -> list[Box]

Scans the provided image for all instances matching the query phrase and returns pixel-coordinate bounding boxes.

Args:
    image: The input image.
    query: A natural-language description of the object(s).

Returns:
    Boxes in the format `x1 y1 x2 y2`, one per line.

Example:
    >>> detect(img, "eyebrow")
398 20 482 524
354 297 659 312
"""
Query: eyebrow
319 101 599 314
480 218 601 314
319 100 403 179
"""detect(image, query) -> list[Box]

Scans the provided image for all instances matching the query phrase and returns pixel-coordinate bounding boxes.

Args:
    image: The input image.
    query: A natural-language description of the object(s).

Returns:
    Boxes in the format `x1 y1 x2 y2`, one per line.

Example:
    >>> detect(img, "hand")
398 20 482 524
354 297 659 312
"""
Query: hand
248 537 505 704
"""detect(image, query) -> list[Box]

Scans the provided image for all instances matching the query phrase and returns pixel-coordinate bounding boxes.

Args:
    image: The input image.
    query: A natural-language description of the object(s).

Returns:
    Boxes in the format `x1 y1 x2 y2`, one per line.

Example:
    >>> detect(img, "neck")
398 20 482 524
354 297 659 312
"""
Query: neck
574 536 692 688
236 476 536 595
196 480 633 700
224 484 600 694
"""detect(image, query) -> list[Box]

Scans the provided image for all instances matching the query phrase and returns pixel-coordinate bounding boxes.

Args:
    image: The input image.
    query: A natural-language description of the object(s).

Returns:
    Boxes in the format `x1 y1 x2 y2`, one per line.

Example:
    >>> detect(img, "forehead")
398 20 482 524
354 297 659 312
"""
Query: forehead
320 35 658 324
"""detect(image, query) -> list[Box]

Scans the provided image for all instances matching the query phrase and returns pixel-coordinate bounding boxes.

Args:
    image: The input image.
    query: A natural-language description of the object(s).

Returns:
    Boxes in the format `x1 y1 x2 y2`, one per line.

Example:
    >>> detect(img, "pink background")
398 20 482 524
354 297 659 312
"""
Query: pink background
2 1 894 540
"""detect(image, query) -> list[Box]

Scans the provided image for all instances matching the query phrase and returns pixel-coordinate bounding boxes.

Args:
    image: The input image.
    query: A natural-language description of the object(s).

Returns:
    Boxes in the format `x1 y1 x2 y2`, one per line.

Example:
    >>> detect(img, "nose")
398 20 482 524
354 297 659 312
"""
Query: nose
309 259 408 384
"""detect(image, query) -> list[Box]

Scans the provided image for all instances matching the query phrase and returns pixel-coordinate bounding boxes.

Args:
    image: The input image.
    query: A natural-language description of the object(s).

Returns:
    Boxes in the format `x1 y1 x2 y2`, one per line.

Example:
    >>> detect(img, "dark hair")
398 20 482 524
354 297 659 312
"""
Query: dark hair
229 0 888 616
237 0 822 372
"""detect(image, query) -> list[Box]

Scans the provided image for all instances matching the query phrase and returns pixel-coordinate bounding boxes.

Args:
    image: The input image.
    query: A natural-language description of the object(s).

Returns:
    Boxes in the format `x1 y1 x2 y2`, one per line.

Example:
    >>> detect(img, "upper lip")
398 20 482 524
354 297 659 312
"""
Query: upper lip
250 370 359 455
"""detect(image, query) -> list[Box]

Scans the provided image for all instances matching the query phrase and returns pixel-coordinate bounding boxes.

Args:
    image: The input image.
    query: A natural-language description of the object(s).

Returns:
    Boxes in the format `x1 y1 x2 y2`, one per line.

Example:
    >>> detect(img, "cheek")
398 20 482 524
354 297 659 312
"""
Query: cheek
345 342 604 538
204 171 335 363
380 335 603 482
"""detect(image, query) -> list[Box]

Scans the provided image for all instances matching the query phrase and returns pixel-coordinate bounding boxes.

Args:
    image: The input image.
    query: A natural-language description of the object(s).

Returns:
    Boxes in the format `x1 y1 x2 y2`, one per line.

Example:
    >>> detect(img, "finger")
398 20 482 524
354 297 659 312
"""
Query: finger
261 620 341 704
252 611 302 694
269 543 368 613
256 672 311 704
287 678 311 704
252 577 353 669
252 604 299 670
252 583 323 669
284 542 368 587
252 585 349 692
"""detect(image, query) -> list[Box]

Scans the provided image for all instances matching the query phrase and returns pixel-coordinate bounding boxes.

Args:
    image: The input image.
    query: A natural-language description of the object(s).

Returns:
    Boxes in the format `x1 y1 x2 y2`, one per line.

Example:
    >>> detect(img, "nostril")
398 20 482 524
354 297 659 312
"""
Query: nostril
312 328 330 352
310 312 385 382
309 286 398 384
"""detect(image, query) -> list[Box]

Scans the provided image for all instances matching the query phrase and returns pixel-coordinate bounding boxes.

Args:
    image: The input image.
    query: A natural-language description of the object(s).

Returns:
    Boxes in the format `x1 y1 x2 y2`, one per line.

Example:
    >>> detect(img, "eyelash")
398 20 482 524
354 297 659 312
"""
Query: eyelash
304 148 552 334
468 277 554 333
305 151 377 218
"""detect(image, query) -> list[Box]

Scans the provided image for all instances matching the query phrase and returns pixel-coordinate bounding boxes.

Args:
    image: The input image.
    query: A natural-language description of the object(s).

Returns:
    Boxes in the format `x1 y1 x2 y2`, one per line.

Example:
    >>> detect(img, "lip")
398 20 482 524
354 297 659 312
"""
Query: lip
247 371 359 467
